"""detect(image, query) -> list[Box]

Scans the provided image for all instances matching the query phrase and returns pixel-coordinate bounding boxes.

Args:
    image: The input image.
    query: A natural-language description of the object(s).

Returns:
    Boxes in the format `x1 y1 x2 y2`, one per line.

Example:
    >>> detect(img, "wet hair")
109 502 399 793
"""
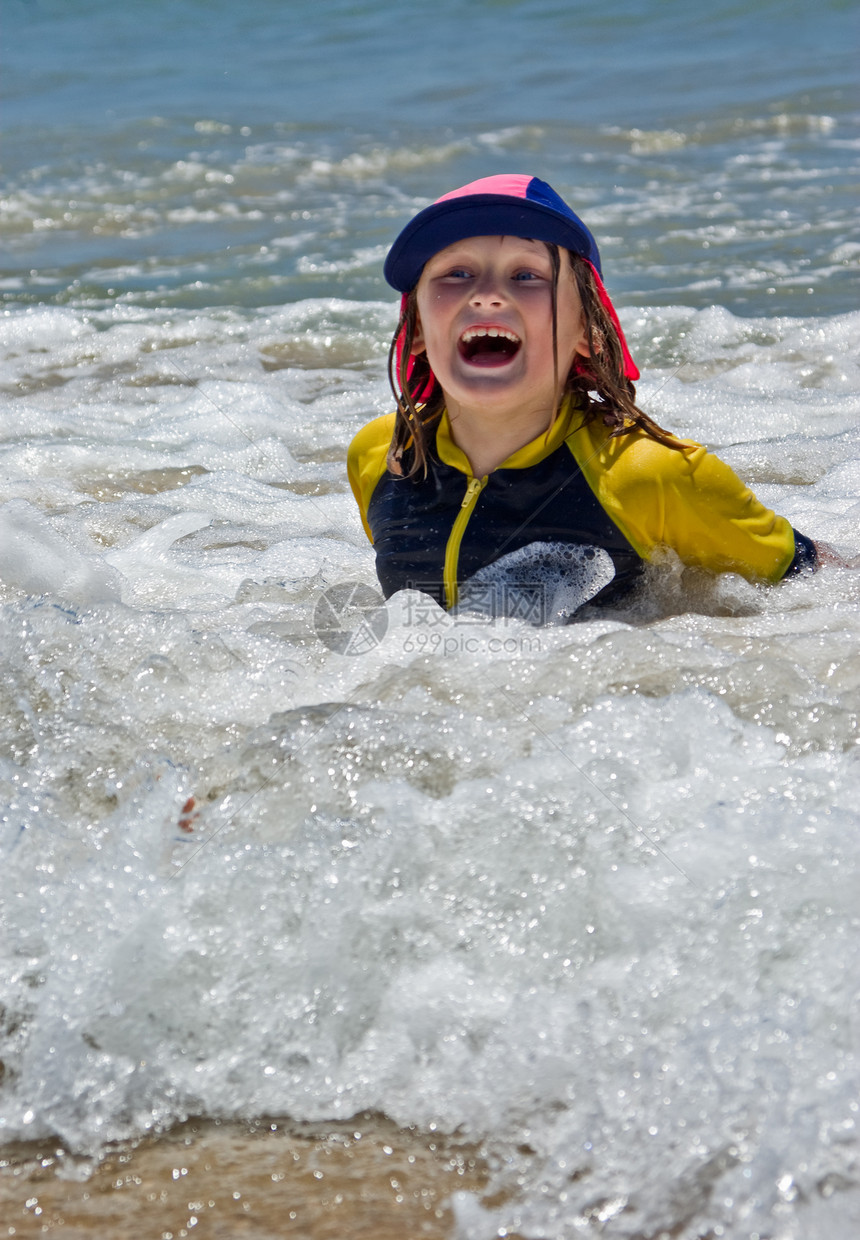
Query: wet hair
386 291 444 476
386 243 682 477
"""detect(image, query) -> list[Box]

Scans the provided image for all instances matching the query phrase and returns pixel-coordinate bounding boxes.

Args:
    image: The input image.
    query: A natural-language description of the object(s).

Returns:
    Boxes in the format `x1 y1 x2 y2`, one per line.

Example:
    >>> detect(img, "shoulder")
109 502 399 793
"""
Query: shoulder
348 412 396 467
347 412 396 494
599 431 762 507
567 417 701 489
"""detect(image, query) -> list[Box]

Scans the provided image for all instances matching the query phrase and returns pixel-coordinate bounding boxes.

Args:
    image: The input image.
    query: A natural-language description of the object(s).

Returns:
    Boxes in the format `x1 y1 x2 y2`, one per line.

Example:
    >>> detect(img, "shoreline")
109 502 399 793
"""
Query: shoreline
0 1113 493 1239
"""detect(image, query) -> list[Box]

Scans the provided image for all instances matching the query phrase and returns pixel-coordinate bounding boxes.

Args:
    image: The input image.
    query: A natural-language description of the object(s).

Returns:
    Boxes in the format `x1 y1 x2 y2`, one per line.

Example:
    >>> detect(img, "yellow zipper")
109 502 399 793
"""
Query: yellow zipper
443 475 487 609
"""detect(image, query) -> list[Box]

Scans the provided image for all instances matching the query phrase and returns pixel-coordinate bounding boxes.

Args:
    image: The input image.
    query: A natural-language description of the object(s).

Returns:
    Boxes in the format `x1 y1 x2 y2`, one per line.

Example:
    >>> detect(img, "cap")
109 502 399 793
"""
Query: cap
385 174 603 290
385 174 638 381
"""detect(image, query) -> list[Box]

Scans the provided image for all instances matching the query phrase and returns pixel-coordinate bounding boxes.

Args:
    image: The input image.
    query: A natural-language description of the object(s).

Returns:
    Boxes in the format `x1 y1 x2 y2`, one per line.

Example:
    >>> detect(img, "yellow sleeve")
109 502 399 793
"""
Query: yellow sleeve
569 421 796 582
347 413 396 543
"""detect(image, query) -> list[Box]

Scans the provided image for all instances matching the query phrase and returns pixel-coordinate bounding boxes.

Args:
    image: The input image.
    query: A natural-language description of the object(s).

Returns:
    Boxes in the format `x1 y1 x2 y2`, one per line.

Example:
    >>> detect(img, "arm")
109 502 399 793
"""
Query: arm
784 529 817 575
808 540 860 569
572 424 805 583
347 413 396 544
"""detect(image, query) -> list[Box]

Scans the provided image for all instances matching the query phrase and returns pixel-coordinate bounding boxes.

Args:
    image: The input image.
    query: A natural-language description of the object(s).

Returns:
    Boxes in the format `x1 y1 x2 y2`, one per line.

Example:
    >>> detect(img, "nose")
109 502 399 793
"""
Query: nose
470 270 505 307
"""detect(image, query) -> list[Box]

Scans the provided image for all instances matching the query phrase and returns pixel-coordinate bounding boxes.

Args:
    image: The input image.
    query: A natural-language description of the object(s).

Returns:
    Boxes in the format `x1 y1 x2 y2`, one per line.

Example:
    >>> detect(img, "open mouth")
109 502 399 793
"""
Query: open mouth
458 327 521 367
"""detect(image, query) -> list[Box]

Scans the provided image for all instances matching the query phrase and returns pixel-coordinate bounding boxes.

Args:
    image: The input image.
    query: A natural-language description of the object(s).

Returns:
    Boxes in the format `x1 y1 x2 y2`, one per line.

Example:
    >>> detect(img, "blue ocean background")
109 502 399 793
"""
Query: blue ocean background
4 0 857 314
2 2 859 1238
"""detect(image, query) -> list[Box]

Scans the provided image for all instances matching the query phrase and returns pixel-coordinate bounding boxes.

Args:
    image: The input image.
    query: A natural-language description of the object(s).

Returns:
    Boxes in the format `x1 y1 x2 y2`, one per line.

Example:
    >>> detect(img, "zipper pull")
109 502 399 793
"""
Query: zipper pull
461 477 482 508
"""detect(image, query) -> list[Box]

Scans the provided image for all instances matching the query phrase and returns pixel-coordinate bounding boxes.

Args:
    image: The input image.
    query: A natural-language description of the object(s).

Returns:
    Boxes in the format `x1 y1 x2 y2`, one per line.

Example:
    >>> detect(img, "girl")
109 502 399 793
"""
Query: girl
348 174 818 623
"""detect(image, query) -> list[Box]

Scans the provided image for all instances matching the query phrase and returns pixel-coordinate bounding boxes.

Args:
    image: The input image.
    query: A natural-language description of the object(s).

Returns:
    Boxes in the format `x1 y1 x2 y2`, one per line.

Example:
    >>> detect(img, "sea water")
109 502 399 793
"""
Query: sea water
2 1 859 1236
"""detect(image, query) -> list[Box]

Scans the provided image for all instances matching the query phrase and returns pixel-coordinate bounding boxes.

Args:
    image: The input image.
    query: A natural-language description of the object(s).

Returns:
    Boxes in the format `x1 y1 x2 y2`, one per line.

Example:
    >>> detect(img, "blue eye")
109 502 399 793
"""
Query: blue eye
514 270 543 281
433 267 473 282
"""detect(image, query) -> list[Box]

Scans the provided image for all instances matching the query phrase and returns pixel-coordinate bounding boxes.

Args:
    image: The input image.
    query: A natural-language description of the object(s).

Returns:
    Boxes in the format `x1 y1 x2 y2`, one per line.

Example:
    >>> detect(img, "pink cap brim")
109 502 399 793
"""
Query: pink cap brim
587 262 640 382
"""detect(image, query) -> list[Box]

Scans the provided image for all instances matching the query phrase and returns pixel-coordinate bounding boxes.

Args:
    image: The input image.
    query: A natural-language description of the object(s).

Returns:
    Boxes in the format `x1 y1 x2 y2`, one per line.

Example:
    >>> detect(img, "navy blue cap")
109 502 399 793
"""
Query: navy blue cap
384 174 603 292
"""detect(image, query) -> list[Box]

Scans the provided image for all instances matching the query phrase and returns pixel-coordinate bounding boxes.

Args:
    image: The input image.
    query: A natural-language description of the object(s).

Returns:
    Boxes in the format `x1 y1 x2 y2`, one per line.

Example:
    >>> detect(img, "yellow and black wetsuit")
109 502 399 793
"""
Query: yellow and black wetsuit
347 398 814 615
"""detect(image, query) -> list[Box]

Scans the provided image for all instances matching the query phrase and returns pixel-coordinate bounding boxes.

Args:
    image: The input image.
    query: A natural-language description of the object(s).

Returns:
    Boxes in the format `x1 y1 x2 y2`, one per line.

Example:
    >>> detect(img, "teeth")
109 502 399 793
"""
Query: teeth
460 327 520 344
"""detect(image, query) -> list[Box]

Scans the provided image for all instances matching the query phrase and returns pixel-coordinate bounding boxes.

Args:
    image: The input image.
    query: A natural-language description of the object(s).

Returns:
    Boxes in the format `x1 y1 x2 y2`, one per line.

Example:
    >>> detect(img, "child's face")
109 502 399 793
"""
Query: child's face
411 235 588 422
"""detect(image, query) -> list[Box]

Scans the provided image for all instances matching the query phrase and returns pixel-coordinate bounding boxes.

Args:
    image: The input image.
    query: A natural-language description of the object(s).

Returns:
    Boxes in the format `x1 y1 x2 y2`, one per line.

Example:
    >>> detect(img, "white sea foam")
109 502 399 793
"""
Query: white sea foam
1 298 859 1239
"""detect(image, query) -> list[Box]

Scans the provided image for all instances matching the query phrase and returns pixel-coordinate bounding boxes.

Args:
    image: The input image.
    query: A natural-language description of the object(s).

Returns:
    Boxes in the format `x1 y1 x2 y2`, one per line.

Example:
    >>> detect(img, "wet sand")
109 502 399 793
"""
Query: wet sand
0 1114 496 1239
